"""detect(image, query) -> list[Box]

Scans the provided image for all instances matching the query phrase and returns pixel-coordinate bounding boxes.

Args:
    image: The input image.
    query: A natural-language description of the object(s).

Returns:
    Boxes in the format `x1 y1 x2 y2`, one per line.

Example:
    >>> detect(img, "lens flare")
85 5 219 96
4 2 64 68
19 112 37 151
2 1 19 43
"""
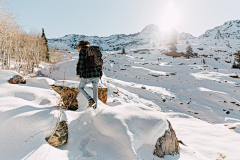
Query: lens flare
160 1 181 32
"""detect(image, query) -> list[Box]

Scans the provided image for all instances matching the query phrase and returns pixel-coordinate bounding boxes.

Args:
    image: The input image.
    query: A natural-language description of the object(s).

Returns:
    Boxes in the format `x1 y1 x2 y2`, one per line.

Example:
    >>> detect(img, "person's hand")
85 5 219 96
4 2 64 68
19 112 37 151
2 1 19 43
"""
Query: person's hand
77 75 80 79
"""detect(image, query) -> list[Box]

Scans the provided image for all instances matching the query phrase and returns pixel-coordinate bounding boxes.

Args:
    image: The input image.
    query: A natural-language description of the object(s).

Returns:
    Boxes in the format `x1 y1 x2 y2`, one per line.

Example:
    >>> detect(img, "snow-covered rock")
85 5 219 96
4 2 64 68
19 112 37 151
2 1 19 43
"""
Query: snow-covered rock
154 120 179 158
50 85 79 110
8 75 26 84
46 121 68 147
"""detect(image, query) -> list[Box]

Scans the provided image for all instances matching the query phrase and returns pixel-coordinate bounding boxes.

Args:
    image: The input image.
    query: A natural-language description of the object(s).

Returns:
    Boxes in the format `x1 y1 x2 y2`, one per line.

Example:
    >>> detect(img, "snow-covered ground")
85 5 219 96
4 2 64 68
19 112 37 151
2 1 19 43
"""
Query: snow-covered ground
0 39 240 160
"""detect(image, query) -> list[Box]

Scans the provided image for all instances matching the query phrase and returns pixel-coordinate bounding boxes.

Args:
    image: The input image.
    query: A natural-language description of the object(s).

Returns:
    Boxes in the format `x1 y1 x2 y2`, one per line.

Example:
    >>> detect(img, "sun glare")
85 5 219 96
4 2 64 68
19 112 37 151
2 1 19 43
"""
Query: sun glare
160 1 181 32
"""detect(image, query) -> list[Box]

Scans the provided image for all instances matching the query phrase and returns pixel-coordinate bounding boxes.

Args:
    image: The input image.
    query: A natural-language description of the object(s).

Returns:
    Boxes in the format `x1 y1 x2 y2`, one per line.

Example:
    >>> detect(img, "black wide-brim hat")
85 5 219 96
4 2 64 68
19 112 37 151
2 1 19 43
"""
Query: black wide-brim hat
76 41 90 50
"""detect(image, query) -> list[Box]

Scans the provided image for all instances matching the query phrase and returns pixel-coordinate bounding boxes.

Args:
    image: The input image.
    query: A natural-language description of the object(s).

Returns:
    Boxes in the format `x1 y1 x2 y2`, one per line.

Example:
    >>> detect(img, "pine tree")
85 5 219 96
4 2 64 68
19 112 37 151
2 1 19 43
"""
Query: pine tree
234 50 240 66
41 28 50 61
186 45 194 58
203 59 206 64
169 43 177 53
122 45 125 54
186 40 189 44
232 60 238 68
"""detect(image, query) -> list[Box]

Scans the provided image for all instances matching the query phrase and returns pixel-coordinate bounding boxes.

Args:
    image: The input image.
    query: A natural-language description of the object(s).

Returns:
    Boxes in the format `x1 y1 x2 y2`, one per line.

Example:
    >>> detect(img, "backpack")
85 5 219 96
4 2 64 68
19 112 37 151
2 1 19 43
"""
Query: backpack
84 46 103 69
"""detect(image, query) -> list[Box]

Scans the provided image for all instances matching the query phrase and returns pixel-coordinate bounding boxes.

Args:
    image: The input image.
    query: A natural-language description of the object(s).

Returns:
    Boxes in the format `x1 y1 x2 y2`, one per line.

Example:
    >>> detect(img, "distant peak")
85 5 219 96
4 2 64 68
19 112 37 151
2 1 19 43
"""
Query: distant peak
141 24 159 34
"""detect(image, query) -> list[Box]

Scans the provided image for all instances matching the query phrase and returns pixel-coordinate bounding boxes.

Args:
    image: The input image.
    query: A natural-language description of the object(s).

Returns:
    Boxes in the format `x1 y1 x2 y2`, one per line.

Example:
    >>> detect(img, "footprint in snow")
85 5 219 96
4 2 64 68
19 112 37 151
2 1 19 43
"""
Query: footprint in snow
39 99 51 105
77 132 96 157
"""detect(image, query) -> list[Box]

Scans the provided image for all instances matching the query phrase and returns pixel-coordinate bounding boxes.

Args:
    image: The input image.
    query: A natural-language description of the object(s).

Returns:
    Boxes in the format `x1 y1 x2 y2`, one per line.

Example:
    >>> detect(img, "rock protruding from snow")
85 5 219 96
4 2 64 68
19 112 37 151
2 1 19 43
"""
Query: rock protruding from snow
98 87 108 104
153 120 179 158
46 121 68 147
51 85 79 110
8 75 26 84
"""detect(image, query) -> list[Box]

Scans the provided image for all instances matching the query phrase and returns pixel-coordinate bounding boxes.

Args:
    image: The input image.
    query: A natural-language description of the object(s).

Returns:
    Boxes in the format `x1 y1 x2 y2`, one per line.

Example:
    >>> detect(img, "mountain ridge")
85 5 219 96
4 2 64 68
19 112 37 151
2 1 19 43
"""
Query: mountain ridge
199 20 240 39
48 20 240 51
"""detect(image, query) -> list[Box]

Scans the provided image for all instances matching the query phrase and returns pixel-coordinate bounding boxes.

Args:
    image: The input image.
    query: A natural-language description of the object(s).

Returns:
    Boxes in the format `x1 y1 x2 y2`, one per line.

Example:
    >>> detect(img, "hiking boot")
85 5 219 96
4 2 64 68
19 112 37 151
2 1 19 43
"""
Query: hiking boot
87 98 96 108
93 105 97 109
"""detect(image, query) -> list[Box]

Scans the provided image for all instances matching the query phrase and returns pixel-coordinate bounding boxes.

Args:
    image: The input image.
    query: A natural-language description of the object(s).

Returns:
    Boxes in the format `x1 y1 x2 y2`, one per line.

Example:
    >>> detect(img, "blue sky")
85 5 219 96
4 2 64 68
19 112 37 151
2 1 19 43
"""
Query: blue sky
8 0 240 38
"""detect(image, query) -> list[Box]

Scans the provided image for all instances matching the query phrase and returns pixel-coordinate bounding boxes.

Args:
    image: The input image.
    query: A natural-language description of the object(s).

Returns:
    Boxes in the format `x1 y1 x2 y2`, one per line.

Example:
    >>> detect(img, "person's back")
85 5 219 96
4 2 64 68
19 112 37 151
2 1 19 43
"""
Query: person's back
76 41 103 109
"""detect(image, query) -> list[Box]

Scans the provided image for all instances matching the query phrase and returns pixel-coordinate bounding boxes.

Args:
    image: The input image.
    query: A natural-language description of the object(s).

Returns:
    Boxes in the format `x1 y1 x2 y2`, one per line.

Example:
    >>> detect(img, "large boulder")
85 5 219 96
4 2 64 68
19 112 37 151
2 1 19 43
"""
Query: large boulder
46 121 68 147
8 75 26 84
153 120 179 157
50 85 79 110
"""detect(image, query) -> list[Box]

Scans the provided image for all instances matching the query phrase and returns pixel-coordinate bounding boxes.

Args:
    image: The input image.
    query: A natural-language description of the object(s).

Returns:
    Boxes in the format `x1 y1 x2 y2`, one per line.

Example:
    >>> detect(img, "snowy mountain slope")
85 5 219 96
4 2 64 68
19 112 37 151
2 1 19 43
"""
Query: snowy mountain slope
1 37 240 159
45 38 240 124
39 39 240 159
48 24 161 51
48 20 240 52
199 20 240 39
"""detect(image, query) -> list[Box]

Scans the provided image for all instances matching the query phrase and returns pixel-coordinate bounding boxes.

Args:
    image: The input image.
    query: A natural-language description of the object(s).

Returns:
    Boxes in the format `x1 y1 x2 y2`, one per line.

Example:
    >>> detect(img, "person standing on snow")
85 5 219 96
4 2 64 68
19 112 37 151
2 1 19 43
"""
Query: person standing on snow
76 41 103 109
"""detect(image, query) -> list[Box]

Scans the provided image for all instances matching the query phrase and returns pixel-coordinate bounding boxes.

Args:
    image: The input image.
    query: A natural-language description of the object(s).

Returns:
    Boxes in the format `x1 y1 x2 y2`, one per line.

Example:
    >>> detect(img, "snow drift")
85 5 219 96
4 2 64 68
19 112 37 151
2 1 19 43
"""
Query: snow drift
0 70 169 160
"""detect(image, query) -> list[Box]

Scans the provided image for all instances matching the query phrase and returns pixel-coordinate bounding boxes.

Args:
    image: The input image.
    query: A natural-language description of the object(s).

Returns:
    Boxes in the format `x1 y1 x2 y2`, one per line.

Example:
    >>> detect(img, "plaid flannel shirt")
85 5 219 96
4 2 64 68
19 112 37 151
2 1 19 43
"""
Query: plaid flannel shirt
76 49 103 78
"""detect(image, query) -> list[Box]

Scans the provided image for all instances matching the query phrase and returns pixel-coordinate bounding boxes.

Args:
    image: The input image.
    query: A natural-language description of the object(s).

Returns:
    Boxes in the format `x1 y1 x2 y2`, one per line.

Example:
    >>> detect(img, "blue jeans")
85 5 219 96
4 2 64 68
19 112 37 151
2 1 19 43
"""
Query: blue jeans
78 77 99 107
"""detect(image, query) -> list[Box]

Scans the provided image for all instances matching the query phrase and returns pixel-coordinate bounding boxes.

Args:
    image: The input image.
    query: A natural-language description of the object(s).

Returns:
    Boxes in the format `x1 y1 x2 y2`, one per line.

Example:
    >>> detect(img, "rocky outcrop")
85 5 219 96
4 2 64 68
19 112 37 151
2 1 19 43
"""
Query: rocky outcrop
8 75 26 84
46 121 68 147
50 85 79 110
98 87 108 105
153 120 179 158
